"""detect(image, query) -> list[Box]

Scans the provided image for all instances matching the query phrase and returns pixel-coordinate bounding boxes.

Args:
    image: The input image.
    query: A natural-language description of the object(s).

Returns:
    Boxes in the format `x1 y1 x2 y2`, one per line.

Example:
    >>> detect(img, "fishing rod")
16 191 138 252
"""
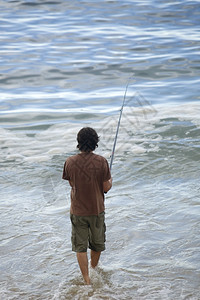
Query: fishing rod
110 77 132 170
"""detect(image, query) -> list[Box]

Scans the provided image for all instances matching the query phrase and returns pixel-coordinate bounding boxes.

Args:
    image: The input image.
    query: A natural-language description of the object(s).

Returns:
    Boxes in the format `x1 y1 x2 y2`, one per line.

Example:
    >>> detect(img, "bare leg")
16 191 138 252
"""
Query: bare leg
90 250 101 268
76 252 90 285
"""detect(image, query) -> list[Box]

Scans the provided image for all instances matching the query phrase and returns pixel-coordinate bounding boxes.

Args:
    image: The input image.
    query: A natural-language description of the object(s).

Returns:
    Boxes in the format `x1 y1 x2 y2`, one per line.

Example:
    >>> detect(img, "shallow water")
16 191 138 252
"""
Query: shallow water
0 0 200 299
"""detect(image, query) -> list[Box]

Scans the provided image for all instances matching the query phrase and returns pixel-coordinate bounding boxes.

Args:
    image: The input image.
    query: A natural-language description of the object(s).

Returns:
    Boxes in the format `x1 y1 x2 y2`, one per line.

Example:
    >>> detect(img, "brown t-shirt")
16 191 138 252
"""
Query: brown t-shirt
62 152 111 216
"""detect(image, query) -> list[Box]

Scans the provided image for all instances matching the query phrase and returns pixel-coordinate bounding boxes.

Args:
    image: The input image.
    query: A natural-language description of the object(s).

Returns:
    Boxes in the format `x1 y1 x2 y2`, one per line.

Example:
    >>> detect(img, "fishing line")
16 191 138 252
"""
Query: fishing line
109 76 133 170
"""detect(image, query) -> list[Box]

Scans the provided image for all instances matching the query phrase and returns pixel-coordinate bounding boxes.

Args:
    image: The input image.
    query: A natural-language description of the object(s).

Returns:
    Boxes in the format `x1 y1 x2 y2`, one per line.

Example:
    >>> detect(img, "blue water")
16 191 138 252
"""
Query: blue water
0 1 200 299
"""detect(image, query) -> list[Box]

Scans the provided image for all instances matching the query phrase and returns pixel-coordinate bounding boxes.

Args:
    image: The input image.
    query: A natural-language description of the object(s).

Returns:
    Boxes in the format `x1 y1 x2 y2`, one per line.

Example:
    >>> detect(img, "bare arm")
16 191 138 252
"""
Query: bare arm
103 178 112 193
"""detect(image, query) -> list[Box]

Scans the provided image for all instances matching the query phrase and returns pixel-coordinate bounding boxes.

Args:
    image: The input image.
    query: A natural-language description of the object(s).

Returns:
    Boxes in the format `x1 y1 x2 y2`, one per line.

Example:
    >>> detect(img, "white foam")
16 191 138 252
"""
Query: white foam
1 102 199 163
0 105 117 115
0 88 124 106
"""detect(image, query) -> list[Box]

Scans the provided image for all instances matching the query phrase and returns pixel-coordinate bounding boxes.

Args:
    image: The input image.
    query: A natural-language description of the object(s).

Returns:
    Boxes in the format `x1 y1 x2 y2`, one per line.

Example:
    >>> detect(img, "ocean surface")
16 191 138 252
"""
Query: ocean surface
0 0 200 299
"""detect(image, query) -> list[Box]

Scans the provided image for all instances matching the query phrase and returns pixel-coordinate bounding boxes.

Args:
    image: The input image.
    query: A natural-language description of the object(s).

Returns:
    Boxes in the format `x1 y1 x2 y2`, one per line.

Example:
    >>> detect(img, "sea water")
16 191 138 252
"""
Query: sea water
0 0 200 299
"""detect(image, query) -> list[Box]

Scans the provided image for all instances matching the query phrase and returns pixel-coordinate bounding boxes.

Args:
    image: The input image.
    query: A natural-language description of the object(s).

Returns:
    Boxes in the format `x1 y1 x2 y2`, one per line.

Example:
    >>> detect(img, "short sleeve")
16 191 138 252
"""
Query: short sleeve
62 161 70 181
103 158 111 182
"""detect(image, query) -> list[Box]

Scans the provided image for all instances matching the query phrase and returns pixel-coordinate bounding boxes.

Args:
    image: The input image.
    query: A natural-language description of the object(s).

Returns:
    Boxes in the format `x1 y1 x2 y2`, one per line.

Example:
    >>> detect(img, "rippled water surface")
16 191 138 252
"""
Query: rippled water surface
0 0 200 299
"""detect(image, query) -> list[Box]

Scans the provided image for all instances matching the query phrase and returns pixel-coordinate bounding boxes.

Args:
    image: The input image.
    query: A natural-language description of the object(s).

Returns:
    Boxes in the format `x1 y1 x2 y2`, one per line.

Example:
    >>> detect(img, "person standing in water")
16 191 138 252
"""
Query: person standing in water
62 127 112 284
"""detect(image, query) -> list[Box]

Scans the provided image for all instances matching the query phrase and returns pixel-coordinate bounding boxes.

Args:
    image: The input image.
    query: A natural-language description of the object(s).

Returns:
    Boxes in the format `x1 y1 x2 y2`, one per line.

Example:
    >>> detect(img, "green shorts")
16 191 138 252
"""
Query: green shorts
70 212 106 253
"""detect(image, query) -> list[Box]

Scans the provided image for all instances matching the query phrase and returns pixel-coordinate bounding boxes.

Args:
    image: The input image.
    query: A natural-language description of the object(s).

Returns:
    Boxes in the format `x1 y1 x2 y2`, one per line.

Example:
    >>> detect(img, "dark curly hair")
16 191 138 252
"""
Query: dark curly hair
77 127 99 152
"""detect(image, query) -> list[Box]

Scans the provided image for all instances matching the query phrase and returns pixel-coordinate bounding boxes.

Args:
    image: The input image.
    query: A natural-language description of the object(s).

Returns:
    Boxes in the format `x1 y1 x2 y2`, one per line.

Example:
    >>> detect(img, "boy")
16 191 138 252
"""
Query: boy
62 127 112 284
